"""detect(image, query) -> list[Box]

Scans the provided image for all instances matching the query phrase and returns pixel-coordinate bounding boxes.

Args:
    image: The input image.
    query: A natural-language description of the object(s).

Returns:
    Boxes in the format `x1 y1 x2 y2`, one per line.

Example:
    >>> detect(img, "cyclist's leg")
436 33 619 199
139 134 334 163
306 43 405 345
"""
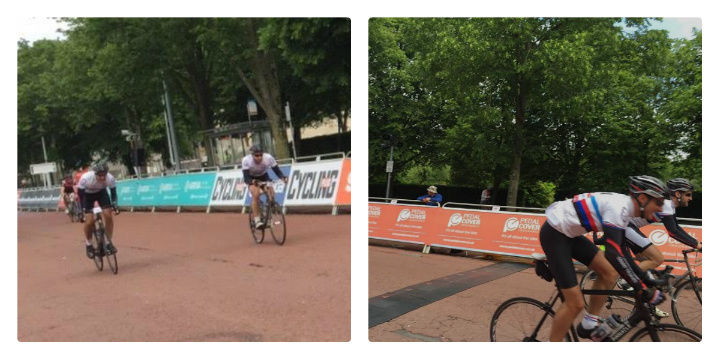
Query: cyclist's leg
97 190 114 238
586 250 619 315
266 185 275 204
250 184 261 220
539 221 584 341
554 286 584 342
82 194 96 241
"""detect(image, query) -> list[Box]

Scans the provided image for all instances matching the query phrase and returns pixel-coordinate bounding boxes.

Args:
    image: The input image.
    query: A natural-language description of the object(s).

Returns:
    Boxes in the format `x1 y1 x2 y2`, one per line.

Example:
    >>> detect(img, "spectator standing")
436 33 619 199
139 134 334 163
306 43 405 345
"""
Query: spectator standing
481 186 493 204
417 185 442 206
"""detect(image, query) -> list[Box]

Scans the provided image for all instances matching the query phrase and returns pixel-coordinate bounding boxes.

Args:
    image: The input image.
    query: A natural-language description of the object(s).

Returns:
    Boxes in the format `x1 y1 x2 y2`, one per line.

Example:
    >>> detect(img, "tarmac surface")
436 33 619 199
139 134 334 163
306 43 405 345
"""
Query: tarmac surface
368 244 687 342
17 211 350 342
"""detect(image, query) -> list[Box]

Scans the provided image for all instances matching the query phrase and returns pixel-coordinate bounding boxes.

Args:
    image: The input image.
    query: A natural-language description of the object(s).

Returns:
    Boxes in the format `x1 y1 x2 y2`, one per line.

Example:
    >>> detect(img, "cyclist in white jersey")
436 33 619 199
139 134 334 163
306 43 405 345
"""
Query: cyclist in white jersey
539 175 668 341
608 178 701 317
77 161 119 258
242 145 287 229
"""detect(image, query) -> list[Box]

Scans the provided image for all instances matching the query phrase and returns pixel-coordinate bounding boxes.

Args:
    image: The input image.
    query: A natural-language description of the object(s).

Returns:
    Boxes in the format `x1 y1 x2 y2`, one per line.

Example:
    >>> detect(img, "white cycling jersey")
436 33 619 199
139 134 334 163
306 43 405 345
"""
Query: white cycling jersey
546 192 632 238
241 153 278 177
78 171 117 194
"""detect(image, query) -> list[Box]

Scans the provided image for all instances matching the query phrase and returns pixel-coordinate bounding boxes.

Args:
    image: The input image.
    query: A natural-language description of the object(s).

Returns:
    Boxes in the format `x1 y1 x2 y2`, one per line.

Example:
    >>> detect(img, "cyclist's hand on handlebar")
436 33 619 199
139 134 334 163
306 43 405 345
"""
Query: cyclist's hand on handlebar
641 288 665 305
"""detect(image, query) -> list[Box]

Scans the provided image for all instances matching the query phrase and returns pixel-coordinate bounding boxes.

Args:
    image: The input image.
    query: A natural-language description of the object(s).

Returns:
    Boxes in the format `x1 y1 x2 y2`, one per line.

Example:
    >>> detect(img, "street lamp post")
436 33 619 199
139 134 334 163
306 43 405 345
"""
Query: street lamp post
382 134 403 199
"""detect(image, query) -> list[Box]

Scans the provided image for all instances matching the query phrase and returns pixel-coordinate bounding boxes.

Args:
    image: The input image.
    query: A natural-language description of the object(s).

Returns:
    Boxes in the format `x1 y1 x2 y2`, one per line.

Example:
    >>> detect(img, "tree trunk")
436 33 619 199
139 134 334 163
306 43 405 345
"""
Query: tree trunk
507 79 527 208
235 19 290 159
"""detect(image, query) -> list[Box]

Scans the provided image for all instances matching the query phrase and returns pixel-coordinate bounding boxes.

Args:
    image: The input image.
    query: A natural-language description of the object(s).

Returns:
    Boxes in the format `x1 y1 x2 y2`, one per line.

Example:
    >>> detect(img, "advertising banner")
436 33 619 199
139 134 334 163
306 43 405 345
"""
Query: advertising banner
210 169 249 206
118 173 216 207
368 203 441 244
369 203 702 273
640 224 702 277
334 159 351 206
243 165 292 206
18 187 62 210
432 210 545 256
117 179 139 206
284 160 342 206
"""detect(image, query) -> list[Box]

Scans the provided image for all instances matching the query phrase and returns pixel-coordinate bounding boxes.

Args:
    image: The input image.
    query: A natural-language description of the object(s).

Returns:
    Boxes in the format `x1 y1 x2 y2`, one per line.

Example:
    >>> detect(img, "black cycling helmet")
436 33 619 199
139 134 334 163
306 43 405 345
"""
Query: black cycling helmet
667 178 694 193
92 160 109 175
249 144 263 154
629 175 670 199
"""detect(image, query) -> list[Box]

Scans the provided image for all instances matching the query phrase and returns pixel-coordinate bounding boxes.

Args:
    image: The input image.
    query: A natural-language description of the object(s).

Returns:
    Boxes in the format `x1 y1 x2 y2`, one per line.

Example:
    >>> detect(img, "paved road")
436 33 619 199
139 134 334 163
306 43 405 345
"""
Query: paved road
18 211 350 341
369 244 683 342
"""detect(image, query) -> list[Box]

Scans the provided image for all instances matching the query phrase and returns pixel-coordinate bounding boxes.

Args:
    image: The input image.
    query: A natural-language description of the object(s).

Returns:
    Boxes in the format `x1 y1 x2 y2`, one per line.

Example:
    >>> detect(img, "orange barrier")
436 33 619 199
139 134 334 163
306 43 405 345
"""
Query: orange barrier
334 159 351 206
369 202 702 276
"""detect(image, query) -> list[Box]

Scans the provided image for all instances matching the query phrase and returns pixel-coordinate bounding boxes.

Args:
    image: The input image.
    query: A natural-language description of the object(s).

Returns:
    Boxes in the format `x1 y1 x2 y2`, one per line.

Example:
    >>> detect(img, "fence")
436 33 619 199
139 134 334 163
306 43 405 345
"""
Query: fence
18 152 351 216
368 198 702 276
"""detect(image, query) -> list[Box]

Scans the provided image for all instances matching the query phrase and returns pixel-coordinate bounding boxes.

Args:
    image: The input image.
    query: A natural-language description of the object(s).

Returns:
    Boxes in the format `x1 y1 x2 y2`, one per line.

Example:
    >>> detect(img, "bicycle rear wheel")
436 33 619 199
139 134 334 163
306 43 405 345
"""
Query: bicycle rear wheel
629 323 701 342
580 270 635 321
490 297 571 342
268 202 286 246
672 278 702 332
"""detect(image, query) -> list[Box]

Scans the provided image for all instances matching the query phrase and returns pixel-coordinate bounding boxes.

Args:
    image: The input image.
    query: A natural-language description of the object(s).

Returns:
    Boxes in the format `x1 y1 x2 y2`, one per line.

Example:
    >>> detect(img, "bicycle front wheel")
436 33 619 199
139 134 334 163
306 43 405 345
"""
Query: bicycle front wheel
268 203 286 246
580 270 635 321
91 230 104 271
249 210 264 244
672 278 702 332
490 297 571 342
103 235 118 275
629 323 701 342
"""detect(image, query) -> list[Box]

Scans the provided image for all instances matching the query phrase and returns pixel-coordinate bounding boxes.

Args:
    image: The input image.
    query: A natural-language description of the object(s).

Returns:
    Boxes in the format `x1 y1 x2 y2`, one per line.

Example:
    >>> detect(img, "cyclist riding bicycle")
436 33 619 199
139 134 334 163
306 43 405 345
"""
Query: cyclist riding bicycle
60 173 76 214
77 161 119 258
613 178 701 290
539 175 668 342
242 145 288 229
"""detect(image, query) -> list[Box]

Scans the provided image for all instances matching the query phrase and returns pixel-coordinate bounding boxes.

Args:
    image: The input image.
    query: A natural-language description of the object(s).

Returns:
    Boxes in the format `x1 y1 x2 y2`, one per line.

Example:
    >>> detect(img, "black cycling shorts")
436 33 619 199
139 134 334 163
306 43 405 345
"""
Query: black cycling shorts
82 190 113 214
249 173 271 184
63 186 75 194
539 221 599 289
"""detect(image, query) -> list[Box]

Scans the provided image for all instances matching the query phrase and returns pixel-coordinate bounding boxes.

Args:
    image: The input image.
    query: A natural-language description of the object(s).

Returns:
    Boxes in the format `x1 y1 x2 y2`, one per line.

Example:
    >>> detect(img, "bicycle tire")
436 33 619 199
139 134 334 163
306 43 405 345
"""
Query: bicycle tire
268 202 286 246
103 233 118 275
249 200 266 244
91 222 104 271
490 297 571 342
628 323 701 342
672 278 702 332
68 202 75 222
579 270 635 321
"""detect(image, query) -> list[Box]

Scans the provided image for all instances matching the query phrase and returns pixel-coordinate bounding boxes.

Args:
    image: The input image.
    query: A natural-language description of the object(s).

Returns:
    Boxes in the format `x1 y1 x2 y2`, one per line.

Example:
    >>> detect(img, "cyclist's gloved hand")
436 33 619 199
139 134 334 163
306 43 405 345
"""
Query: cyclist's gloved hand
641 288 665 305
282 176 288 184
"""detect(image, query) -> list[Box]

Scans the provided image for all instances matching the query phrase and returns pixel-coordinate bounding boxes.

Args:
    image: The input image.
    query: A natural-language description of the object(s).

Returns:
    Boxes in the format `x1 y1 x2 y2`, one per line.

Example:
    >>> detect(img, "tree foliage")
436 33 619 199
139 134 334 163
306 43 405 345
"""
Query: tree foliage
369 18 702 205
17 18 350 176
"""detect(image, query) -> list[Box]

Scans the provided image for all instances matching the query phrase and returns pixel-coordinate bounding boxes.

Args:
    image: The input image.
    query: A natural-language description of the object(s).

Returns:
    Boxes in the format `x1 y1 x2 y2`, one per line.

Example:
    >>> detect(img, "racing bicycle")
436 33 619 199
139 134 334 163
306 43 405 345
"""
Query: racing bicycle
489 254 701 342
67 194 84 223
579 248 701 332
248 181 286 246
89 205 119 274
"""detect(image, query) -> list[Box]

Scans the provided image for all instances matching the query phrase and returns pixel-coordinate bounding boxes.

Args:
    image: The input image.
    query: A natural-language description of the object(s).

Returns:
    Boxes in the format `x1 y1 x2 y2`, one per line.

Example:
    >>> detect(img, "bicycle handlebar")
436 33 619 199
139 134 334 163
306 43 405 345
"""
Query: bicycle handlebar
643 266 676 288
